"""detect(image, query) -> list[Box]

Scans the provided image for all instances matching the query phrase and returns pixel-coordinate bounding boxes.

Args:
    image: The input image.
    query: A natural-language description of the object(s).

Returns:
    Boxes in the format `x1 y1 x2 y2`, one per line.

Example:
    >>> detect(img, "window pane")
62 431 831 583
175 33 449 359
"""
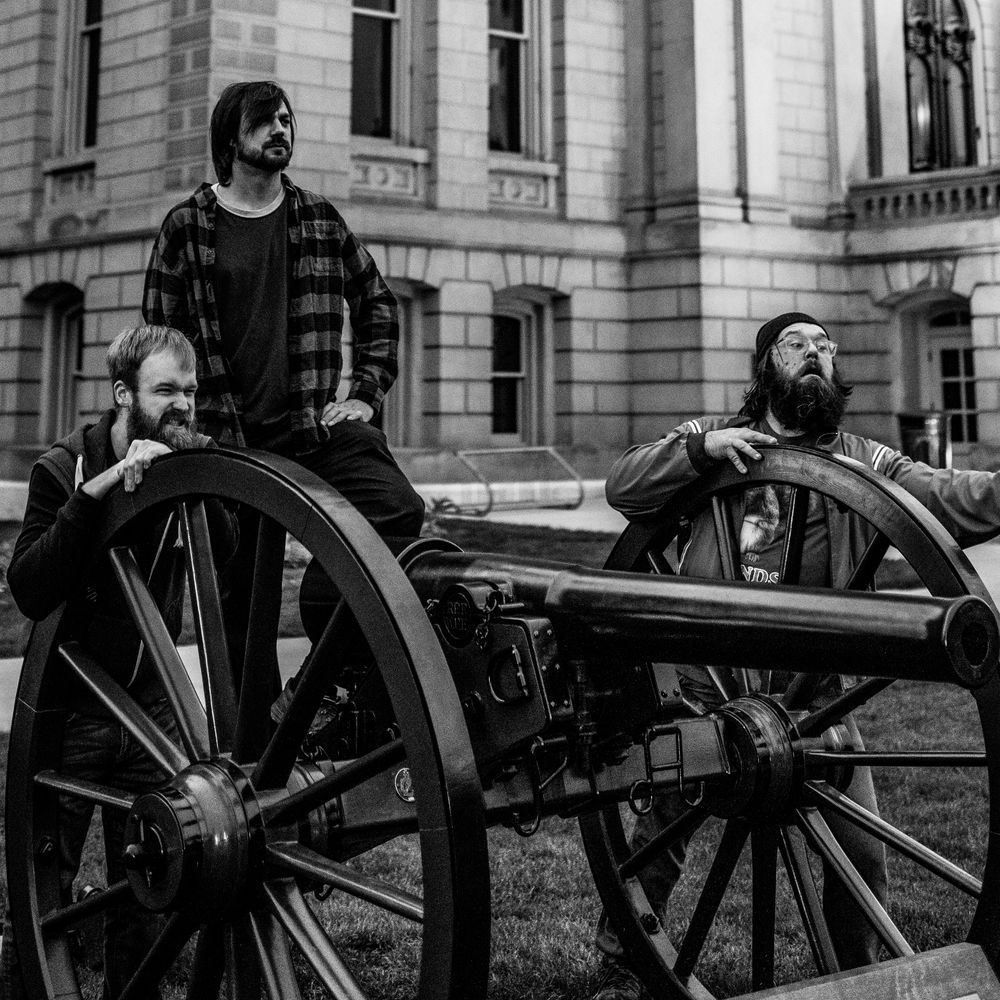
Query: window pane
354 0 395 10
963 347 975 373
85 0 102 26
489 36 521 152
83 28 100 148
945 64 972 166
940 348 959 377
351 14 393 138
492 378 520 434
968 412 979 442
907 57 934 170
950 412 964 442
492 316 522 372
965 380 977 409
943 382 962 409
489 0 523 33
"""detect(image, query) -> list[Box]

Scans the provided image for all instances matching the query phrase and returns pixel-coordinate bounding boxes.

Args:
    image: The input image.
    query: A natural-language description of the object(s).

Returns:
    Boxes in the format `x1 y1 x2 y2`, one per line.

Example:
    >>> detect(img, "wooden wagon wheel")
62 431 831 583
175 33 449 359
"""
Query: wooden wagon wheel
579 444 1000 998
6 448 490 1000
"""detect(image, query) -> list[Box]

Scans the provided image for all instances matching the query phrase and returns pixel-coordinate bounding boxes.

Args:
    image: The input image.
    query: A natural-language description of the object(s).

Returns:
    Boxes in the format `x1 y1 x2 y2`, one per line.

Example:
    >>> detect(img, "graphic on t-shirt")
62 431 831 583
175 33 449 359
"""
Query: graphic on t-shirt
738 484 830 587
740 486 781 583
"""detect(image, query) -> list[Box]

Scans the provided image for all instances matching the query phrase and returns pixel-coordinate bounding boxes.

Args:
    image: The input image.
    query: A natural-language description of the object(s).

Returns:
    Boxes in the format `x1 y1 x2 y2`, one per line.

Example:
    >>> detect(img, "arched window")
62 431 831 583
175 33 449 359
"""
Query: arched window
905 0 976 172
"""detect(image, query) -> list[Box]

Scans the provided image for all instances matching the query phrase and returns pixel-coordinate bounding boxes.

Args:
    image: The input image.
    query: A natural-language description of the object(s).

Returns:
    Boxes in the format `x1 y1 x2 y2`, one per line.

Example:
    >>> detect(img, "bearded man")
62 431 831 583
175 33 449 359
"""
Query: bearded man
4 324 238 999
592 311 1000 999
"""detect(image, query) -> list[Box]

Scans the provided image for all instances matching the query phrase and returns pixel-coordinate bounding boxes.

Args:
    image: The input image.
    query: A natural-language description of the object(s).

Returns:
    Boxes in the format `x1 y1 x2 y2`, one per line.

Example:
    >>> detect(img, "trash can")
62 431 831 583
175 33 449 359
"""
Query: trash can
897 412 952 468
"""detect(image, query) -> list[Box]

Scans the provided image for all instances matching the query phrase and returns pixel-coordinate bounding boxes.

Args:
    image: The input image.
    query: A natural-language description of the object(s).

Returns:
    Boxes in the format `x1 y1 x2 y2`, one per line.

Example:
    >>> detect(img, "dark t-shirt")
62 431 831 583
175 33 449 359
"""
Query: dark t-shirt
738 426 830 587
214 194 291 450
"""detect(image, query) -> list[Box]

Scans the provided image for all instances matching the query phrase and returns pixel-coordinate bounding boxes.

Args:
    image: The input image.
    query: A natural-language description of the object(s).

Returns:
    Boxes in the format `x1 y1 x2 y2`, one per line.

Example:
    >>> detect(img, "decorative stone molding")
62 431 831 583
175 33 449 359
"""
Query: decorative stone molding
350 143 429 202
43 160 96 208
848 166 1000 227
488 156 559 211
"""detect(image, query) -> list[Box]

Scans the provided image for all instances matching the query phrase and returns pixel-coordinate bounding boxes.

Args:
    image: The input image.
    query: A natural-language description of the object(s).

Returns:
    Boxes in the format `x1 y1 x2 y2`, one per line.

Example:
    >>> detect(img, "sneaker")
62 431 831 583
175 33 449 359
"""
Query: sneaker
591 958 647 1000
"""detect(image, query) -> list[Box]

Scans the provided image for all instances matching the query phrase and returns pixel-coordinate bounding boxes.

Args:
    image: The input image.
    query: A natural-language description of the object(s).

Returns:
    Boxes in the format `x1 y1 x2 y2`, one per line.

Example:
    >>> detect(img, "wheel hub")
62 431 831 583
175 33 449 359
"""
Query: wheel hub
704 694 802 820
122 759 260 915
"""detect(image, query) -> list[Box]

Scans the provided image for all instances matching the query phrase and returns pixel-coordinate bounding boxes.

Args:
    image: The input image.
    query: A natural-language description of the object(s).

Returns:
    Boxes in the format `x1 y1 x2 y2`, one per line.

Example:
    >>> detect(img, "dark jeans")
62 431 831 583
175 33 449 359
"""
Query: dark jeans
223 419 425 681
3 697 177 1000
595 666 887 972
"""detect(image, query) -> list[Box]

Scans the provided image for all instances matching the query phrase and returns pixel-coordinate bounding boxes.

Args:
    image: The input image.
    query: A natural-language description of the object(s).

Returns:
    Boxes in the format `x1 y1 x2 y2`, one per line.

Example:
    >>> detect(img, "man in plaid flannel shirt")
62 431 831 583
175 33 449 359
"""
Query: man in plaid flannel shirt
143 80 424 681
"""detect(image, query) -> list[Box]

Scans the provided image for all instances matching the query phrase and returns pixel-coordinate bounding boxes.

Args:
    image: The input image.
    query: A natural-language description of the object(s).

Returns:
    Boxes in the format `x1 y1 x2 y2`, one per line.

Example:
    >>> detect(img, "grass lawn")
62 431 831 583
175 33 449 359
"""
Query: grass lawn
0 515 987 997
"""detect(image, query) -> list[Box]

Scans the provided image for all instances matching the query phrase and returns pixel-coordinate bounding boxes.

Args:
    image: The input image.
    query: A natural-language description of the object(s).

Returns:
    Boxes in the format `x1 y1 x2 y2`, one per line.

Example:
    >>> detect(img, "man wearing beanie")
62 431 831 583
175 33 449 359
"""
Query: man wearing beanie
592 312 1000 999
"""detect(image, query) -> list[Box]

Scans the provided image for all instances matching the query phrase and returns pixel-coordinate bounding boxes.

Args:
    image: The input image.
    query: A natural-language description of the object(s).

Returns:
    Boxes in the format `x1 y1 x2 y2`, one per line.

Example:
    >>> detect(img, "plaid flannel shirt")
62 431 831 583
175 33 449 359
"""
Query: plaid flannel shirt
142 175 398 453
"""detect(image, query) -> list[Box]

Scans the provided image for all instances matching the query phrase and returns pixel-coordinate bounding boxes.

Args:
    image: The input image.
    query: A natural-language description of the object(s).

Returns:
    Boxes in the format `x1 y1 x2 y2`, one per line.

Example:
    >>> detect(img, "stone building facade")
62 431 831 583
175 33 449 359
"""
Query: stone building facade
2 0 1000 478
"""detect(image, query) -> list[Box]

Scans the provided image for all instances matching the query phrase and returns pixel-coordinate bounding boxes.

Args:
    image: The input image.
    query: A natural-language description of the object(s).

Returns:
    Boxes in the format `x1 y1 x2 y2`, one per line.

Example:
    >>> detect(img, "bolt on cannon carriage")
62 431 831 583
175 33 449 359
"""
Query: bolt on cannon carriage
7 444 1000 999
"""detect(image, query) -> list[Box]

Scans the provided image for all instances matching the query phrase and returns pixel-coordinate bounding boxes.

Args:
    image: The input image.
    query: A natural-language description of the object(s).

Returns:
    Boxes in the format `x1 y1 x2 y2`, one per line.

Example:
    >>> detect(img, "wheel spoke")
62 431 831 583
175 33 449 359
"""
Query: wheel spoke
233 514 286 764
179 500 237 756
34 769 135 811
778 486 808 586
58 641 188 774
846 532 891 590
268 841 424 922
109 545 210 761
798 678 894 738
781 671 825 712
264 739 406 827
226 918 262 1000
805 780 981 896
619 806 705 880
705 666 739 703
797 807 913 958
40 879 131 934
751 825 778 990
645 549 674 575
264 879 367 1000
777 826 839 976
248 908 303 1000
711 497 740 581
187 922 226 1000
119 912 197 1000
254 596 355 789
674 819 749 980
806 750 986 767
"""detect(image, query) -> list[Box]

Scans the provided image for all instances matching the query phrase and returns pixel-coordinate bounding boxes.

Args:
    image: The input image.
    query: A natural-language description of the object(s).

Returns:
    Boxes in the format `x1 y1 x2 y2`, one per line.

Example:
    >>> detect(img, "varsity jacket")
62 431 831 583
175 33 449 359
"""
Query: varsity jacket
142 174 398 454
8 410 239 712
606 415 1000 587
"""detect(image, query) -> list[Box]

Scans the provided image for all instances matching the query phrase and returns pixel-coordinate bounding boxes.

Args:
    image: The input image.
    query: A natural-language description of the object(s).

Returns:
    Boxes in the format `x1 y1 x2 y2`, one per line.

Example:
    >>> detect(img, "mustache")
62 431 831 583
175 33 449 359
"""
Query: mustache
265 140 290 149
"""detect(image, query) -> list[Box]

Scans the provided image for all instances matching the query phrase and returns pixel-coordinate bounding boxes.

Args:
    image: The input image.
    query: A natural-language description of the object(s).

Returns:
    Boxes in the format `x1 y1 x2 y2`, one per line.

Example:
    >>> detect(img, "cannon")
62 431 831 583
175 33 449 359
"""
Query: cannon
6 444 1000 999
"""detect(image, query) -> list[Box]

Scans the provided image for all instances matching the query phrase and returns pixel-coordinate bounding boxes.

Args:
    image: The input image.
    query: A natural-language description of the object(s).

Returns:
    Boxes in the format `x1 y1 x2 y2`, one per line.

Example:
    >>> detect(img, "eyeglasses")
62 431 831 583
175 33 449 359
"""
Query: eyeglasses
773 336 838 361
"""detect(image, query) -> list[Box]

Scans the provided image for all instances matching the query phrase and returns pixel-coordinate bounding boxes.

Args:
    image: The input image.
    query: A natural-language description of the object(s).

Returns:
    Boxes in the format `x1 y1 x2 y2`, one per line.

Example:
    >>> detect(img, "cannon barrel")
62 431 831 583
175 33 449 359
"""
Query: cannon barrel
406 551 998 688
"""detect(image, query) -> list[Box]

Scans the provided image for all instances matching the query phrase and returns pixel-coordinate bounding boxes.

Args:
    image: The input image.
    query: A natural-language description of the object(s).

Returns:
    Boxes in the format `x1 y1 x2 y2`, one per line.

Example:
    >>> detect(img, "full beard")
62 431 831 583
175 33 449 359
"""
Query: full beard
235 138 291 173
763 361 848 434
127 405 199 451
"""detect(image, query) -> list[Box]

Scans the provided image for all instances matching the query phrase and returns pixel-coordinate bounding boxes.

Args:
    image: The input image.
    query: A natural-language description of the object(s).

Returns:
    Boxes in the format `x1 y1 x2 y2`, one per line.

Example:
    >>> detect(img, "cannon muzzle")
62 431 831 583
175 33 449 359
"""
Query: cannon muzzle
406 551 998 688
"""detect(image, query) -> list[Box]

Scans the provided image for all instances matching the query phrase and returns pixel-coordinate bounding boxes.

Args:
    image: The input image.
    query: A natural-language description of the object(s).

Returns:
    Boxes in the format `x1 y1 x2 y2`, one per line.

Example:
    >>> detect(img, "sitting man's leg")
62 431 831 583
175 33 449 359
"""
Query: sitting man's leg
297 419 424 539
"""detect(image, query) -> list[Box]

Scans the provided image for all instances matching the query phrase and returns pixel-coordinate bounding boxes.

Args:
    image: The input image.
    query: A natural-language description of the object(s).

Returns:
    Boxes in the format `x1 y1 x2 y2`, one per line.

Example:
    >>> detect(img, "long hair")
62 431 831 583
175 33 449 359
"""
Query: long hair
210 80 296 185
738 352 854 422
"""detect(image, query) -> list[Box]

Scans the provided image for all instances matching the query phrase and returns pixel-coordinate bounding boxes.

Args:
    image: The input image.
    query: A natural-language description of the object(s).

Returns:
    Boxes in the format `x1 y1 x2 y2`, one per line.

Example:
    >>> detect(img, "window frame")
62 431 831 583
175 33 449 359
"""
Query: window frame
39 294 86 443
487 0 553 162
54 0 103 159
350 0 412 145
904 0 977 173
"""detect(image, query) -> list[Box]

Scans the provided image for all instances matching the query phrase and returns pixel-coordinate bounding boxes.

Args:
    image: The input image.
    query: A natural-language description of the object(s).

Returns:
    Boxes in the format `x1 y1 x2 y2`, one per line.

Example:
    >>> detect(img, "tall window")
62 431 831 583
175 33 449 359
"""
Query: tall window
41 293 86 442
58 0 102 156
488 1 527 153
352 0 401 140
491 315 526 437
929 309 977 445
904 0 976 172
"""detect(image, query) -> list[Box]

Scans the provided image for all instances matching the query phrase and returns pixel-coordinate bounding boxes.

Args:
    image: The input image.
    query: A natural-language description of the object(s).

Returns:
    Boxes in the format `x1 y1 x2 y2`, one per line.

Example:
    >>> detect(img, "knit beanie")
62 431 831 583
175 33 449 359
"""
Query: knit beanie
755 312 827 367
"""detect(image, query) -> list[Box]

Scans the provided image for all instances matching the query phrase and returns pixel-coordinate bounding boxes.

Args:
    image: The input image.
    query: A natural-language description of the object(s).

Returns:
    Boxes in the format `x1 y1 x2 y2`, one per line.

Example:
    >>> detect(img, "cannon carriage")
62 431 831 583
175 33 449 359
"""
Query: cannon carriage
6 444 1000 999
